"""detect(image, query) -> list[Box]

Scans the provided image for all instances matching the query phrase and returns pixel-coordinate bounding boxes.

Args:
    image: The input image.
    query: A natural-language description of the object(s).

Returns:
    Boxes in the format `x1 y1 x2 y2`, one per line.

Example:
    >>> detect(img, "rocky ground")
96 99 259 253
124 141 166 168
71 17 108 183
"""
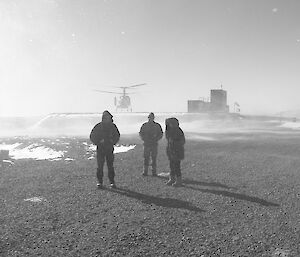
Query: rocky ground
1 131 300 256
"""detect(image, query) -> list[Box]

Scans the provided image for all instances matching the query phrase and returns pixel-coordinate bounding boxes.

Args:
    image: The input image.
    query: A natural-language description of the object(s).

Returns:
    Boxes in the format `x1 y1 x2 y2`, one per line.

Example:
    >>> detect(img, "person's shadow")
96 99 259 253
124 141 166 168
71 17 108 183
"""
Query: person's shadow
157 175 279 207
197 188 279 207
111 187 205 213
182 177 235 190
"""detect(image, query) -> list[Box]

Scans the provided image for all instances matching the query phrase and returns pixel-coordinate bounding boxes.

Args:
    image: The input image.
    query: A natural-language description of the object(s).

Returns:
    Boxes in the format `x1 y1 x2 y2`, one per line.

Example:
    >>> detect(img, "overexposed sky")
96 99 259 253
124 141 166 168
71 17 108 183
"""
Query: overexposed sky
0 0 300 116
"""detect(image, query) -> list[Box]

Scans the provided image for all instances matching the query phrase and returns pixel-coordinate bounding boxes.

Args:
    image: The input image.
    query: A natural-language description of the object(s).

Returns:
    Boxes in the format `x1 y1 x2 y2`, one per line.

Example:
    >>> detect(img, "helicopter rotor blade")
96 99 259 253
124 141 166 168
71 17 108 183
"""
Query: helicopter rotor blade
117 83 147 89
128 83 147 88
93 89 123 95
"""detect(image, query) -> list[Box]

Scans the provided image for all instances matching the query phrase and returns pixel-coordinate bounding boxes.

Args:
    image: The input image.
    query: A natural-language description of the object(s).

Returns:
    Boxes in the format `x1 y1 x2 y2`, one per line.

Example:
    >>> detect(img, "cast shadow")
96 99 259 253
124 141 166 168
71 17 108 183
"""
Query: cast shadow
183 178 235 190
198 188 279 207
112 187 204 213
158 174 235 190
157 175 279 207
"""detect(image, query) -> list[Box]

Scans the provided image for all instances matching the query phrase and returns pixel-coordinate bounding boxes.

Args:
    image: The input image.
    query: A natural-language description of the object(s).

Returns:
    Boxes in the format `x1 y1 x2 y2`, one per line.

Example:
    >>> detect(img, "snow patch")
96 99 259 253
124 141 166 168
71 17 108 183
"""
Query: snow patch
2 160 14 165
0 142 135 161
24 197 47 203
64 158 74 161
0 143 64 160
158 172 169 177
0 143 22 151
114 145 136 153
87 144 136 154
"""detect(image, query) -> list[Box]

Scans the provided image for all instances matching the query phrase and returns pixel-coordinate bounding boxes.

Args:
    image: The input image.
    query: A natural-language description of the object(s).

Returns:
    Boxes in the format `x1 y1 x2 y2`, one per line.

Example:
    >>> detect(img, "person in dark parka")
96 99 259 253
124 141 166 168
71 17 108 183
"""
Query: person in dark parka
139 112 163 176
165 117 185 187
90 110 120 188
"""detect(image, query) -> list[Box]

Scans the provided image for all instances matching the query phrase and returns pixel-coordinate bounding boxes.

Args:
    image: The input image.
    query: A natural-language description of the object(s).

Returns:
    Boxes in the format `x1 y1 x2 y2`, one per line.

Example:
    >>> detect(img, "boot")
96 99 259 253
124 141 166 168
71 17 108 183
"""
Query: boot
97 183 104 189
110 183 117 189
172 175 182 187
142 166 148 176
166 174 175 185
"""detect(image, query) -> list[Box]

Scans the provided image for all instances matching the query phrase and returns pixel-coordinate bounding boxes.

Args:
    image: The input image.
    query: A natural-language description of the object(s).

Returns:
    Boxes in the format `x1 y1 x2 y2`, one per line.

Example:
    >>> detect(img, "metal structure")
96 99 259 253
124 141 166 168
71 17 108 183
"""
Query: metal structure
94 83 146 112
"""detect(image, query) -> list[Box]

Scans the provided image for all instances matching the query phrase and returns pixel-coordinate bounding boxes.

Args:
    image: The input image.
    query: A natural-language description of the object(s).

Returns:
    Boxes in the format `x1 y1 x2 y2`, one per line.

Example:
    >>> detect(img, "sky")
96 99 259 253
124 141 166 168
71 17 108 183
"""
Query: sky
0 0 300 116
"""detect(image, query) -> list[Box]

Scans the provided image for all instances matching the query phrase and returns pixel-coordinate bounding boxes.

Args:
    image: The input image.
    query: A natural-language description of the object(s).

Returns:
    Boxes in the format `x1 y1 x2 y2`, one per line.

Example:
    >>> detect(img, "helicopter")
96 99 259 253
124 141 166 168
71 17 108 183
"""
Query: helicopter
94 83 146 112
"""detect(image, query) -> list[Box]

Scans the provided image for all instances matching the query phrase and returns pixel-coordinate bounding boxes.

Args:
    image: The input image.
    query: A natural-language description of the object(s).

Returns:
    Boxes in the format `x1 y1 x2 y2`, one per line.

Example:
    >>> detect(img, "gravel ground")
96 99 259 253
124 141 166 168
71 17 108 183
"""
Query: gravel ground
0 131 300 256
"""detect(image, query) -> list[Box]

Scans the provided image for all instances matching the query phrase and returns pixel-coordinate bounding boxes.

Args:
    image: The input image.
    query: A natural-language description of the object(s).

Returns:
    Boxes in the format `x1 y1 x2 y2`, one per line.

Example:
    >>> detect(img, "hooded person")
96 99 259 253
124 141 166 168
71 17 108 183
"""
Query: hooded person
165 117 185 187
90 110 120 188
139 112 163 176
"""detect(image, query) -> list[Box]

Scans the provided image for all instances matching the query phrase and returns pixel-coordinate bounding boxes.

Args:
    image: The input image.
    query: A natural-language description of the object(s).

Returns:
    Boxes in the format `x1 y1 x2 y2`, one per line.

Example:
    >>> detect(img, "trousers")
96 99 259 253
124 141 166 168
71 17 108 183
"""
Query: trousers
169 159 181 177
96 147 115 184
143 144 158 171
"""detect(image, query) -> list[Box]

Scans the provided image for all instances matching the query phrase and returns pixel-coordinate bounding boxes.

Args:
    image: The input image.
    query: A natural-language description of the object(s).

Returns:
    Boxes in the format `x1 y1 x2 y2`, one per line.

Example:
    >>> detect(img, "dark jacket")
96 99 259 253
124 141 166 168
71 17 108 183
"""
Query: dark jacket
165 118 185 160
139 121 163 146
90 121 120 151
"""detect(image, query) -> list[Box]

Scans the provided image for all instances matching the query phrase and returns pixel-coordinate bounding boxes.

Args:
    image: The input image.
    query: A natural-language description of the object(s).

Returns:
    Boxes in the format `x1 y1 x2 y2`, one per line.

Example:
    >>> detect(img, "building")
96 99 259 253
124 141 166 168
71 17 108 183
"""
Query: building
187 89 229 113
210 89 229 112
187 99 210 113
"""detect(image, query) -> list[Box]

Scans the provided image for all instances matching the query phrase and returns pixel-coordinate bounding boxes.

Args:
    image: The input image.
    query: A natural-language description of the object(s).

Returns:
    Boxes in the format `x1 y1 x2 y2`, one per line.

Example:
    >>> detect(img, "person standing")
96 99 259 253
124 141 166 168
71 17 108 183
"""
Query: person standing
90 110 120 189
165 117 185 187
139 112 163 176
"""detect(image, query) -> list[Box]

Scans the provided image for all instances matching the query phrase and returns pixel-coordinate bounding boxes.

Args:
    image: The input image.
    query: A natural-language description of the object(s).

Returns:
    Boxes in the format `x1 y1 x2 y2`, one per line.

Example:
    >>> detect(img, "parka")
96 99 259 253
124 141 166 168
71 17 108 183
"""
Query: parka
90 112 120 151
165 118 185 160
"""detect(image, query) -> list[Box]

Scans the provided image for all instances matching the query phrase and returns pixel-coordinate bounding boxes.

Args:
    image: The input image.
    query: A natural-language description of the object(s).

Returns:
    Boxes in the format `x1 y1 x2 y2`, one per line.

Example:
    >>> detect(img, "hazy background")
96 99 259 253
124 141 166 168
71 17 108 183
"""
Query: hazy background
1 0 300 117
